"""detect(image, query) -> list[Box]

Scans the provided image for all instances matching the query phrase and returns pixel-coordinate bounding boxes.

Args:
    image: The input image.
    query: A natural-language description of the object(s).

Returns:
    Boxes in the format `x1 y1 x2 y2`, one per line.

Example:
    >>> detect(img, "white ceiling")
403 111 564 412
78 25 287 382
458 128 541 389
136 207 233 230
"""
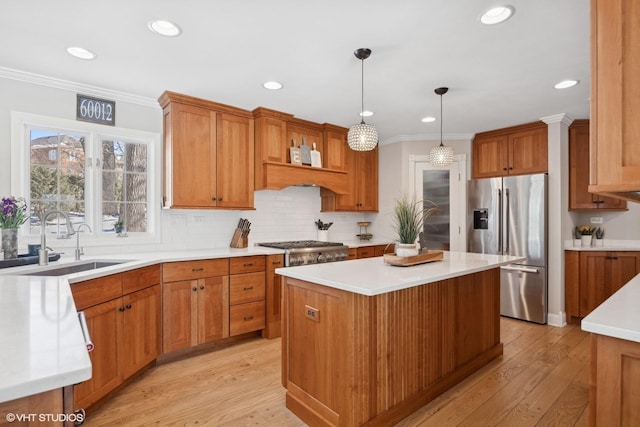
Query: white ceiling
1 0 590 142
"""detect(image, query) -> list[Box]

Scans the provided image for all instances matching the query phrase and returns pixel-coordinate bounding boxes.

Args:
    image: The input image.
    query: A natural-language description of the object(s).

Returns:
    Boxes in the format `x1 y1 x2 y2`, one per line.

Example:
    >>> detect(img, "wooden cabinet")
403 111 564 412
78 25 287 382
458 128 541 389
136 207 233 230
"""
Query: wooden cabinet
72 265 161 410
229 256 266 336
348 244 395 260
590 333 640 426
162 259 230 353
263 254 284 339
569 120 627 210
158 91 254 210
565 250 640 323
589 0 640 202
472 122 548 179
374 243 395 256
356 246 375 259
0 389 64 427
321 144 379 212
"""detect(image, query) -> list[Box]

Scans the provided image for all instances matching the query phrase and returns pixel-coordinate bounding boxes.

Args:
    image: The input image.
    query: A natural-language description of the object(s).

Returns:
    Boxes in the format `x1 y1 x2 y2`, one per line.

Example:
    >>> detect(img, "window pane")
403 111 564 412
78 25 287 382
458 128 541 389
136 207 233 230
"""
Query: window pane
101 139 148 233
29 130 86 233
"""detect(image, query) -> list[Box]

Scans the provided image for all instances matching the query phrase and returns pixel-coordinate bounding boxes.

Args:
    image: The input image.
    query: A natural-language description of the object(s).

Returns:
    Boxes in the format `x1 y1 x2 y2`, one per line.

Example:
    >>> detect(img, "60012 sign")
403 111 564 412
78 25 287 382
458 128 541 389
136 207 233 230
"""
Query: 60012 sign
76 94 115 126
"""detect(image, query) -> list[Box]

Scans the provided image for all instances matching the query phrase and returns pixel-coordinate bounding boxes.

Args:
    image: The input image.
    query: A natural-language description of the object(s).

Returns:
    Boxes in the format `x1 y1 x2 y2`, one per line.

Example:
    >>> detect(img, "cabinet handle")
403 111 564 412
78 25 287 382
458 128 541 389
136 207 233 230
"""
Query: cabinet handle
200 285 205 290
243 316 254 321
192 287 198 292
594 200 604 205
192 267 204 272
243 286 253 291
119 306 125 312
272 261 281 265
243 263 254 267
126 304 132 310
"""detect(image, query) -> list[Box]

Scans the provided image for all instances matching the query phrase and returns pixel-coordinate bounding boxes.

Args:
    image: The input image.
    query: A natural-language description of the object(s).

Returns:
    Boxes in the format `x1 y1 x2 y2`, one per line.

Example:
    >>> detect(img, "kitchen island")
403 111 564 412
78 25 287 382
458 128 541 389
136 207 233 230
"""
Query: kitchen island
276 251 523 426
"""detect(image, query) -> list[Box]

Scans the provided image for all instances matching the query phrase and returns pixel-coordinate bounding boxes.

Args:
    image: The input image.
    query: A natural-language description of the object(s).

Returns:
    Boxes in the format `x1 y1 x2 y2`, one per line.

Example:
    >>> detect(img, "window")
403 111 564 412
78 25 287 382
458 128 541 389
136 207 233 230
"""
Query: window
12 112 160 244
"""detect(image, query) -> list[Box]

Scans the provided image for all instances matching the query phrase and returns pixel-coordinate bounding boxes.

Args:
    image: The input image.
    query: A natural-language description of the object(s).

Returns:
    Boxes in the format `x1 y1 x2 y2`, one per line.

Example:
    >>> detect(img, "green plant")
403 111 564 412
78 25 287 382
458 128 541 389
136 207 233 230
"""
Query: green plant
595 227 605 239
578 225 594 236
392 195 437 244
574 226 581 239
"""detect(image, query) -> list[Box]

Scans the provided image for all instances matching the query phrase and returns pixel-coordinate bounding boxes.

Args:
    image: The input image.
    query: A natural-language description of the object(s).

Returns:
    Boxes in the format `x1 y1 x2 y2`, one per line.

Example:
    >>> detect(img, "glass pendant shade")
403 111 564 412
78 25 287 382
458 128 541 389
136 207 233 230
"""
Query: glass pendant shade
348 48 378 151
429 143 454 166
348 122 378 151
429 86 454 166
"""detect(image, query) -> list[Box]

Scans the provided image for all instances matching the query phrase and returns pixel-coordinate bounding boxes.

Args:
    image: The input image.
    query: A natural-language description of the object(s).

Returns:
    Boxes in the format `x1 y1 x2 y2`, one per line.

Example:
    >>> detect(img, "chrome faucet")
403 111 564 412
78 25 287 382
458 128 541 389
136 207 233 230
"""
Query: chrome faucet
39 210 75 266
75 223 92 261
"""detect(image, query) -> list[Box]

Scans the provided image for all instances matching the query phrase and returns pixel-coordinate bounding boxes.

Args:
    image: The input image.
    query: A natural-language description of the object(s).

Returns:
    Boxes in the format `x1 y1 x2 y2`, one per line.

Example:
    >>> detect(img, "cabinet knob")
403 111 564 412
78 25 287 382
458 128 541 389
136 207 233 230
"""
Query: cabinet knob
211 197 217 201
503 167 508 171
126 304 132 310
192 287 198 292
218 197 222 201
200 285 205 290
119 306 125 312
509 167 513 170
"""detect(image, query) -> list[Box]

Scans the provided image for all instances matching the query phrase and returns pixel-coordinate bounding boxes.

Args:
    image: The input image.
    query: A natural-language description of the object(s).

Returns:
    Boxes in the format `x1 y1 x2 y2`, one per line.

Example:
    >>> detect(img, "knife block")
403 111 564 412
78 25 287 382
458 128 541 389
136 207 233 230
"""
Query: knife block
229 228 248 248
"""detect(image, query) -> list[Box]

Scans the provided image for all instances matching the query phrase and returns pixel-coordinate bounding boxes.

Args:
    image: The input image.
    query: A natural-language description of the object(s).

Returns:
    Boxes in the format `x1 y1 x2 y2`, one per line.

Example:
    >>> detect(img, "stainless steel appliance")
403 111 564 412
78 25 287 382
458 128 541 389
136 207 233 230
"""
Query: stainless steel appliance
467 173 548 324
257 240 349 266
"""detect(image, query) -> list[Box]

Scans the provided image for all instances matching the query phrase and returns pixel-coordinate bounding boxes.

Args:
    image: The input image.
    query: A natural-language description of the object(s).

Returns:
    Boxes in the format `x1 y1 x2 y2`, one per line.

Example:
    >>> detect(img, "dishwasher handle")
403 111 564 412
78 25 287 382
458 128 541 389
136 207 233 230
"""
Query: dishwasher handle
78 311 94 352
500 265 540 274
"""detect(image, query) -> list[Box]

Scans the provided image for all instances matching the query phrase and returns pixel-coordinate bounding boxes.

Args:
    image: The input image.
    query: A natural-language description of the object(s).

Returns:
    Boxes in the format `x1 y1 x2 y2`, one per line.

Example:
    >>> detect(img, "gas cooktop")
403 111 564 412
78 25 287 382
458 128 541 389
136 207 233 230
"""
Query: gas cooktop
257 240 345 250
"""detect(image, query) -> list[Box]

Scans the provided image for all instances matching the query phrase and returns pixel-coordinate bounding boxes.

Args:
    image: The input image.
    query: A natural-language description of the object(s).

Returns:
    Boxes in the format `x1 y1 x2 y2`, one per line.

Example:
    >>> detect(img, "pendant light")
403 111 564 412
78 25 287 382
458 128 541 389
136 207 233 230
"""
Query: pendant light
429 87 454 166
347 48 378 151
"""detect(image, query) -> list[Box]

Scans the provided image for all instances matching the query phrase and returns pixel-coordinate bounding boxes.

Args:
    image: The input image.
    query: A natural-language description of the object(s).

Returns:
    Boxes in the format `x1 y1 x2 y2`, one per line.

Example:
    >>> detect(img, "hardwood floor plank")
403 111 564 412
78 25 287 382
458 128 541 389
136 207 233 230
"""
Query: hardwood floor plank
84 318 590 427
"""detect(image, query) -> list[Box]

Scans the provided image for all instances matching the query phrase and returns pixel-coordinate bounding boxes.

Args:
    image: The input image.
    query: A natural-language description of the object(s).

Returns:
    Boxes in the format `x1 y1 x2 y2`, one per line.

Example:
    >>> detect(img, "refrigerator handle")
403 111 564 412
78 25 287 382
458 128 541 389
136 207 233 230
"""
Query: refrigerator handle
497 188 503 253
505 188 510 253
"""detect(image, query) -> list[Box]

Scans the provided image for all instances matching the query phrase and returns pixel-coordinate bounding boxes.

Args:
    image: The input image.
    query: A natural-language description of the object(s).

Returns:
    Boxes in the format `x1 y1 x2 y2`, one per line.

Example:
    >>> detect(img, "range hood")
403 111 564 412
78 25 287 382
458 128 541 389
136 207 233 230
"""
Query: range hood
257 162 348 194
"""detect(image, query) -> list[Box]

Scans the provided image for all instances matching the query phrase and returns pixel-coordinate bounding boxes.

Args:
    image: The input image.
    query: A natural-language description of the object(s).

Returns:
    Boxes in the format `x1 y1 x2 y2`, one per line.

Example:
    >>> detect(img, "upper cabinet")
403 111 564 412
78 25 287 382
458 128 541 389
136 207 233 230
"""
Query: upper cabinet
472 121 548 179
159 91 254 210
589 0 640 202
321 128 378 212
569 120 627 211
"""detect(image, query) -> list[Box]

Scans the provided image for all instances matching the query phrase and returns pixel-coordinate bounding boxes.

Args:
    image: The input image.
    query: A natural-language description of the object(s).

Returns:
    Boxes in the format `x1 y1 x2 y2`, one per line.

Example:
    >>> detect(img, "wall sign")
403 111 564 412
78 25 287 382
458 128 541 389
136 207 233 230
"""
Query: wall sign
76 94 115 126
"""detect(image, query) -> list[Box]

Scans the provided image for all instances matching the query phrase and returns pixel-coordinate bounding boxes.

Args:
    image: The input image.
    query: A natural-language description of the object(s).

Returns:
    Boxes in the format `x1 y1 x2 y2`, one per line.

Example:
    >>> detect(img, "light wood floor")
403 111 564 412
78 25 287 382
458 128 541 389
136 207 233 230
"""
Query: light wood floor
84 318 590 426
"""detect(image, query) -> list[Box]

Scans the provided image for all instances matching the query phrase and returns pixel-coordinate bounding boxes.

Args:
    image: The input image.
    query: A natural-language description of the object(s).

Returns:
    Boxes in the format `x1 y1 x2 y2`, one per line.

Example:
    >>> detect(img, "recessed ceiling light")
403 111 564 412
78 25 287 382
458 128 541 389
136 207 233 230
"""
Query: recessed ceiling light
148 20 182 37
480 6 515 25
263 81 283 90
360 111 374 117
554 79 579 89
421 116 436 123
66 46 96 60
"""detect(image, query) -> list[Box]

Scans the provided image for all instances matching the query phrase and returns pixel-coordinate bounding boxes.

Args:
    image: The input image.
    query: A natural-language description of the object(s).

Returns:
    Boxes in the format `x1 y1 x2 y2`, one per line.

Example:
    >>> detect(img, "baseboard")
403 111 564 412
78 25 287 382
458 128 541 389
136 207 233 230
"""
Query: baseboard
547 311 567 327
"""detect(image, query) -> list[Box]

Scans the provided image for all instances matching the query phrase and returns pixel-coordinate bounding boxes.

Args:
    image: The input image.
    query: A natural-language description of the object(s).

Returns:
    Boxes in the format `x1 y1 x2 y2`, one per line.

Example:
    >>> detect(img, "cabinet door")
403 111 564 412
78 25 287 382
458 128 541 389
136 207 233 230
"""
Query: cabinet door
120 285 161 380
216 113 254 209
169 103 217 208
507 126 547 176
569 122 597 210
356 148 379 211
256 116 287 164
473 134 508 178
609 252 640 295
263 254 284 339
197 275 229 345
597 195 627 210
324 130 348 171
333 147 358 210
74 299 121 409
162 279 197 353
579 252 608 316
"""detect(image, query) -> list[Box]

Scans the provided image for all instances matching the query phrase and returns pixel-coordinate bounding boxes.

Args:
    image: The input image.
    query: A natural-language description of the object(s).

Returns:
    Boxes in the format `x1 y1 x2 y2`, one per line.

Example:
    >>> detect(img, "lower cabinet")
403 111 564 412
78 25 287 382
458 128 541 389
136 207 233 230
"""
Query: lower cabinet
161 259 230 353
229 256 266 336
565 251 640 322
349 244 396 260
72 265 161 410
263 254 284 339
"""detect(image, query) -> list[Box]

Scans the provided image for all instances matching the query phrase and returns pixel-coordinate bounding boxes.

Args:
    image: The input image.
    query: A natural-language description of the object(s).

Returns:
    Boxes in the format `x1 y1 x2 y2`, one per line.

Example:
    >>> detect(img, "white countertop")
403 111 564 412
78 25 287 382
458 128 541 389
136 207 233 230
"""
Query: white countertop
0 276 92 403
581 273 640 343
564 239 640 251
276 251 524 296
0 246 283 403
342 239 395 249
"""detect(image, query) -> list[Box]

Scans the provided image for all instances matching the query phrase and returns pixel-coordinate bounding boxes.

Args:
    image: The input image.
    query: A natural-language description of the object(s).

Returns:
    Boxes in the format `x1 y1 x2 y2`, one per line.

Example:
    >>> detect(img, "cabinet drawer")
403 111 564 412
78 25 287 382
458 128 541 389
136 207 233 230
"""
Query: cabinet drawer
230 301 265 336
122 265 161 295
71 274 122 310
229 256 265 274
348 248 357 260
374 244 395 256
229 272 265 305
357 247 375 258
162 258 229 282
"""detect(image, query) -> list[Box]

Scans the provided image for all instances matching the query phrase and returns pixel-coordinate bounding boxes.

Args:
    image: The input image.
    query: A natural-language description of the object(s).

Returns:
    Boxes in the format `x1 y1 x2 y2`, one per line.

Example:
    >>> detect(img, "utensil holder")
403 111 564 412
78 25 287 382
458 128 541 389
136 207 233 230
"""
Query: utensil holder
230 228 249 248
317 230 329 242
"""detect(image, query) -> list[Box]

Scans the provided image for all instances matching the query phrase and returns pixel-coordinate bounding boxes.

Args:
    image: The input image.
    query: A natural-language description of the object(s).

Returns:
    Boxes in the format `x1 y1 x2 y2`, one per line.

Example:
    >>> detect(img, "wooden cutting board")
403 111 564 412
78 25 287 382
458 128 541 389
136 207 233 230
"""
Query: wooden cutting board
383 250 444 266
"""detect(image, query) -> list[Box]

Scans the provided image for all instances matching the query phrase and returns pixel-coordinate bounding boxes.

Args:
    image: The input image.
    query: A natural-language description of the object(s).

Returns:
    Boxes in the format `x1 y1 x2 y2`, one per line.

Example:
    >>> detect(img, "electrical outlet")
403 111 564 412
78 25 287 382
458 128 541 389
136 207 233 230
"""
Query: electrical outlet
193 216 205 224
590 217 604 224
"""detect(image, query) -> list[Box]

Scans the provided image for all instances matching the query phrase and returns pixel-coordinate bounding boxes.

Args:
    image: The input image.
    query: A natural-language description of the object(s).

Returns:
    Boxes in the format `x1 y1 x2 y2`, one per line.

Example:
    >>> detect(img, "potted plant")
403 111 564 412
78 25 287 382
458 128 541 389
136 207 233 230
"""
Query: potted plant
114 220 124 234
594 227 605 246
578 225 594 247
392 195 437 257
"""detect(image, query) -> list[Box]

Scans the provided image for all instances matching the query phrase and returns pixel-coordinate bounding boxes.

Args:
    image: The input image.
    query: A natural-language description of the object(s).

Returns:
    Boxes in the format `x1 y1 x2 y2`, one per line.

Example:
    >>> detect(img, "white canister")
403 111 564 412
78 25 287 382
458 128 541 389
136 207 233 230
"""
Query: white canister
317 230 329 242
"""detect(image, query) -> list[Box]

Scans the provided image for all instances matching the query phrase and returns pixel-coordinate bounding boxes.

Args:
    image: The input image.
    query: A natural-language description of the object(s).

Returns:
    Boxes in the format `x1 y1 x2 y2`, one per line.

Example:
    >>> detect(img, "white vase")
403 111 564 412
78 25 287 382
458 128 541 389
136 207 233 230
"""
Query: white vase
396 243 419 257
595 238 604 247
317 230 328 242
581 235 592 247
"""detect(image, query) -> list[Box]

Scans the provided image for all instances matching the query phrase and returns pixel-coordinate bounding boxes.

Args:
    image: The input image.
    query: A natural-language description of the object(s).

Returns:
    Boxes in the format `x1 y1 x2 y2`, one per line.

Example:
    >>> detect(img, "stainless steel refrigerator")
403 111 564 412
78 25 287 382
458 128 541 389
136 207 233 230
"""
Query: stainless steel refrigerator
467 173 548 324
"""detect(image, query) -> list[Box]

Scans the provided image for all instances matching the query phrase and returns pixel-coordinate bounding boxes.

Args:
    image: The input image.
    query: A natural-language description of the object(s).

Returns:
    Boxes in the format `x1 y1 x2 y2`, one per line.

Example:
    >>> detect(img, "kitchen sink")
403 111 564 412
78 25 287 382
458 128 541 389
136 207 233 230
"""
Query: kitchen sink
24 261 127 276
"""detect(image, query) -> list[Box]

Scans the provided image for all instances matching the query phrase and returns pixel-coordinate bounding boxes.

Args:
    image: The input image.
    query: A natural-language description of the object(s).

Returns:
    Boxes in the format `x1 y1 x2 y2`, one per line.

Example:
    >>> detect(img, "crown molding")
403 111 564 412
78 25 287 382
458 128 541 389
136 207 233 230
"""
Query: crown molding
380 132 475 146
540 113 575 126
0 66 159 108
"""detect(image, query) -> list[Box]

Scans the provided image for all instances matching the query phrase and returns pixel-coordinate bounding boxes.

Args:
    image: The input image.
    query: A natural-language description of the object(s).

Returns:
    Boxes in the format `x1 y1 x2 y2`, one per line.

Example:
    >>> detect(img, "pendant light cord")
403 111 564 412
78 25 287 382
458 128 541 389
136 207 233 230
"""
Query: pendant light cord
360 58 365 125
439 92 444 147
